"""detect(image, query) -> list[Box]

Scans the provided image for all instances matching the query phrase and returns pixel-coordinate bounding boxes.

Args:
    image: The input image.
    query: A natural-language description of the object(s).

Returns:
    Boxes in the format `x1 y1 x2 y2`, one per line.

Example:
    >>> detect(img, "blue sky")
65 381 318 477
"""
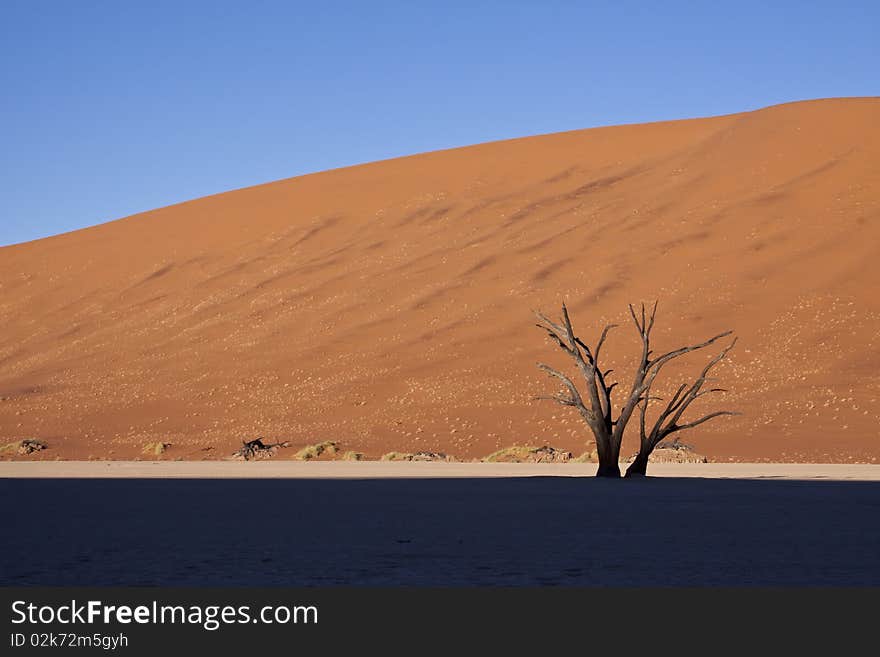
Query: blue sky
1 1 877 246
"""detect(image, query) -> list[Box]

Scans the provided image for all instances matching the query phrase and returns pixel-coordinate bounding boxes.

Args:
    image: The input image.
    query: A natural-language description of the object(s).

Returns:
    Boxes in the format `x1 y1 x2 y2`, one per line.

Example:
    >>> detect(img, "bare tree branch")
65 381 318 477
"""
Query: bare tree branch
672 410 741 432
594 323 618 362
664 338 737 430
648 331 734 374
537 362 597 426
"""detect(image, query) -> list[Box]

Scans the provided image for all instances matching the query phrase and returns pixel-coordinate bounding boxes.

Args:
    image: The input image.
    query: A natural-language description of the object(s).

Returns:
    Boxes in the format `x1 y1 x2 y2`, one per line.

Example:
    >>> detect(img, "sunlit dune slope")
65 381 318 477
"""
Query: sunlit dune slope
1 98 878 462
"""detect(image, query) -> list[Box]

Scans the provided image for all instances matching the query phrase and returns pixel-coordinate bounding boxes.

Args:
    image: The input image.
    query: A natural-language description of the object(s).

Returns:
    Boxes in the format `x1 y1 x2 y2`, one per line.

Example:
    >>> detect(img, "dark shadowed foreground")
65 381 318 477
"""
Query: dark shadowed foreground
2 477 878 586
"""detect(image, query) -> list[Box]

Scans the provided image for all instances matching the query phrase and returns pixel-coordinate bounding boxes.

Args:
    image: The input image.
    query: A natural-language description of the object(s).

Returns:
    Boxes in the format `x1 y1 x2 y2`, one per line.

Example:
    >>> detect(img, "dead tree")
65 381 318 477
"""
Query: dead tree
236 438 268 461
233 437 289 461
535 301 738 478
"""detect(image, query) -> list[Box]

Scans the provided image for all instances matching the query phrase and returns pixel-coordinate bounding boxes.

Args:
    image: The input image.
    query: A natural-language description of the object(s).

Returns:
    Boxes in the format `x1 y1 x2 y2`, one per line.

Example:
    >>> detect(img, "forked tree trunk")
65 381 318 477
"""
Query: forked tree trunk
625 451 649 478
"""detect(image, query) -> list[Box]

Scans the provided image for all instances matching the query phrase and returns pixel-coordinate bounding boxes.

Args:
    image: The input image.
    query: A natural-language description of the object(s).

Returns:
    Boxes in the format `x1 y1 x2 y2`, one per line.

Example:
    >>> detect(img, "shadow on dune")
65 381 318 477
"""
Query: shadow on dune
2 477 878 586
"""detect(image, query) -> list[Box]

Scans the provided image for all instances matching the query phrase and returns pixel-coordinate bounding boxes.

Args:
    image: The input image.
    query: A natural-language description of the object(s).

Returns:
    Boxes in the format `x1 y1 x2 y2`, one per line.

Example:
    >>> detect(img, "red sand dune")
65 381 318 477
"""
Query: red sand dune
1 98 878 462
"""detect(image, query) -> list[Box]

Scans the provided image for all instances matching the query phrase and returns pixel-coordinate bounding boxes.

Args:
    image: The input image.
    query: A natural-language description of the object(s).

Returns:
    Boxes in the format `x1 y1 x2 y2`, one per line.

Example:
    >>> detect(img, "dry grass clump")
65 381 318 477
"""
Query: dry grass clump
0 439 48 455
483 446 535 462
341 450 364 461
380 451 410 461
628 442 708 464
380 451 454 462
295 441 339 460
141 442 169 457
483 445 572 463
572 449 598 463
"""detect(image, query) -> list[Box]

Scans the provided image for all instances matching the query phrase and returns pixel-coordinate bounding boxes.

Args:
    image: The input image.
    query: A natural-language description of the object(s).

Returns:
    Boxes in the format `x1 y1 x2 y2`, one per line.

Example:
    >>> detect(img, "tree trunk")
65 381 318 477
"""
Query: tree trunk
595 439 621 478
596 461 621 478
625 451 649 478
